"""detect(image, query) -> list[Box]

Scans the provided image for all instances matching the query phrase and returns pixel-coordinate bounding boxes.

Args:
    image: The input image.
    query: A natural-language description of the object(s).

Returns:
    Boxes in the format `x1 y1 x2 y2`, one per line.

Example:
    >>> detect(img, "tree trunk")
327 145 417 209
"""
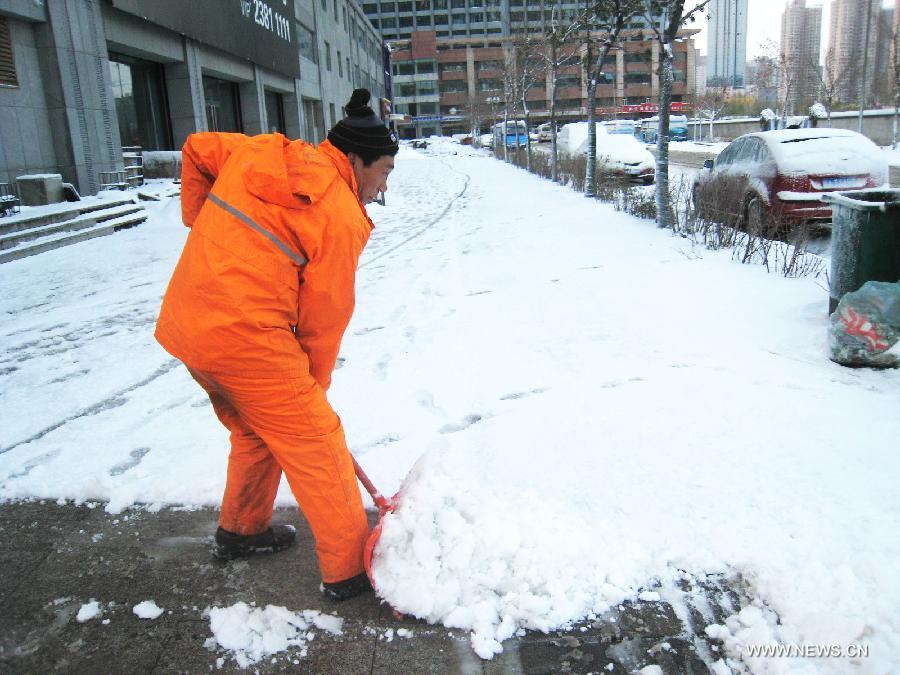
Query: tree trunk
585 76 598 197
523 103 532 172
894 91 899 149
503 108 509 162
655 42 676 229
549 40 559 183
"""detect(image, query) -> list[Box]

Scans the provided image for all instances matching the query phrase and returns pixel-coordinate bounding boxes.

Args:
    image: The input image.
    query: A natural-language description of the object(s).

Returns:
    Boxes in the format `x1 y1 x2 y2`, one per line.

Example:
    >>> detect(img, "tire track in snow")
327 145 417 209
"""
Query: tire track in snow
359 160 470 270
0 359 181 456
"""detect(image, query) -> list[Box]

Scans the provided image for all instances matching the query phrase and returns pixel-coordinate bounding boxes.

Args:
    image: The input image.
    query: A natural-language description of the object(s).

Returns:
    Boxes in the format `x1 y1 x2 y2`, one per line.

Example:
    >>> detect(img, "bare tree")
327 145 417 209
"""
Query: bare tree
811 47 853 126
582 0 643 197
696 84 729 140
540 1 585 182
512 33 547 172
642 0 712 229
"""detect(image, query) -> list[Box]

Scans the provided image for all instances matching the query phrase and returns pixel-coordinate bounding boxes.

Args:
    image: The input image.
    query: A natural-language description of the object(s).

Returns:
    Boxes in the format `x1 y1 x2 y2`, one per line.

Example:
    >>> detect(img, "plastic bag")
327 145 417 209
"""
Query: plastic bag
829 281 900 368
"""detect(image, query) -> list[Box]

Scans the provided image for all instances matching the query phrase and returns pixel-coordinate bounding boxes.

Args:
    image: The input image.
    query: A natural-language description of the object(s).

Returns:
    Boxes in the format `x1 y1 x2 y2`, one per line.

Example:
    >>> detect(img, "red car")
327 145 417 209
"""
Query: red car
693 128 889 230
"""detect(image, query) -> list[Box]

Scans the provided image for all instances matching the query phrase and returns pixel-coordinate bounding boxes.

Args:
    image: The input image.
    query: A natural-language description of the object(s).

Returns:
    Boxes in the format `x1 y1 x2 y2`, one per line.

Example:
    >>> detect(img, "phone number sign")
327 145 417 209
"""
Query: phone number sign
112 0 299 78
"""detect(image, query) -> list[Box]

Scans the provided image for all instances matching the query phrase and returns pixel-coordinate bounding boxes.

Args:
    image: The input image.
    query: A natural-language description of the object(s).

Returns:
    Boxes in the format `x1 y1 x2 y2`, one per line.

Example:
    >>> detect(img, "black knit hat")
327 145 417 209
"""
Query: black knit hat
327 89 399 159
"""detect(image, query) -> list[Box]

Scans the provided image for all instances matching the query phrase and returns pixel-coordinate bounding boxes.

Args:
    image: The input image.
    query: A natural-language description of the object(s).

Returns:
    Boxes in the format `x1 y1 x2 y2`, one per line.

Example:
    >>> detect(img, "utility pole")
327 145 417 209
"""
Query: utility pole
858 0 873 134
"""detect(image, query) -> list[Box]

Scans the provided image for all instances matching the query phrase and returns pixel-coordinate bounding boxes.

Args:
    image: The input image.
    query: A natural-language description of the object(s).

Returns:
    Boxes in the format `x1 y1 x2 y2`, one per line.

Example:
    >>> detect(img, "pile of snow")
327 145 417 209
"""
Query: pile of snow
76 600 102 622
133 600 164 619
808 102 828 120
205 603 343 668
557 121 606 155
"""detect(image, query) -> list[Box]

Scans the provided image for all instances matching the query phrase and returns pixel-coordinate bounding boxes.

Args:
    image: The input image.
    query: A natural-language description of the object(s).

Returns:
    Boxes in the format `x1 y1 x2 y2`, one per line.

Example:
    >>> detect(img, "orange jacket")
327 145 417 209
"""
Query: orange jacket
155 133 373 388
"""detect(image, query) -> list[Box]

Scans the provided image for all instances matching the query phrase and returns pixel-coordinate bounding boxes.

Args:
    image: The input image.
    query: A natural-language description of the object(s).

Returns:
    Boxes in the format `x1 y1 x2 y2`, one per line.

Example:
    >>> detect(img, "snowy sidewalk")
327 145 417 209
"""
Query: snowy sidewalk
0 499 735 673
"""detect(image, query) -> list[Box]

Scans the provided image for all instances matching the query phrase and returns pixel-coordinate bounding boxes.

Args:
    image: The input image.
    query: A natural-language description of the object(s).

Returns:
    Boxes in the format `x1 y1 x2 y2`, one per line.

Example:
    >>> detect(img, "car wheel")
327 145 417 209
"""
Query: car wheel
745 196 766 234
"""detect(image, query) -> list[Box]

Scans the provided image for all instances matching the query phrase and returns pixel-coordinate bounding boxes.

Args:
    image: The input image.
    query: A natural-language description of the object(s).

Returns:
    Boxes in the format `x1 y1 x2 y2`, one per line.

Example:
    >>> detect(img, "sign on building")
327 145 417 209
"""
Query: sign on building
111 0 299 78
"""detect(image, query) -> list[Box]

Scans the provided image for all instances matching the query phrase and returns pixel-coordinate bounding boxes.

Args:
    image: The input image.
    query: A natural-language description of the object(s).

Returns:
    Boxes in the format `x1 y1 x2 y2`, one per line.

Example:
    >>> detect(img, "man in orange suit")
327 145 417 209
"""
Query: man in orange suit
155 89 397 601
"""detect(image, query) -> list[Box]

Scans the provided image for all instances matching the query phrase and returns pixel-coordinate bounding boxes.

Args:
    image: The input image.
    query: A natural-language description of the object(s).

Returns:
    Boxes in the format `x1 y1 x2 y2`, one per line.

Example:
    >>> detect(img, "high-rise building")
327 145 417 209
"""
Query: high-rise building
357 1 667 42
826 0 882 106
356 1 696 139
779 0 821 114
706 0 748 88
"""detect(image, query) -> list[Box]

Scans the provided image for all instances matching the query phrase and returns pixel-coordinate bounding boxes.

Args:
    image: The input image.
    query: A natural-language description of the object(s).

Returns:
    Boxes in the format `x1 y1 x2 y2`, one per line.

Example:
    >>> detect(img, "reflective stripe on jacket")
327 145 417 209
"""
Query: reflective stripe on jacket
155 133 373 388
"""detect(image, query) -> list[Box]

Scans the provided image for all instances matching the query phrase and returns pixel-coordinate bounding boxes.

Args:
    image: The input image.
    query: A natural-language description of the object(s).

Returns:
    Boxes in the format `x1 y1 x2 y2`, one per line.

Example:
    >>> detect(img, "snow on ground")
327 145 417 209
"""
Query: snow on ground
1 139 898 671
668 140 729 154
205 603 343 668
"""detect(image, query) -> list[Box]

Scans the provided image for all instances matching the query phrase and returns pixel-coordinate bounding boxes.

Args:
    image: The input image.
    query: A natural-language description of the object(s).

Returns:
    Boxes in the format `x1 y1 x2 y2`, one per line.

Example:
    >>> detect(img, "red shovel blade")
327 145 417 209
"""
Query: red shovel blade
351 456 399 586
363 494 398 584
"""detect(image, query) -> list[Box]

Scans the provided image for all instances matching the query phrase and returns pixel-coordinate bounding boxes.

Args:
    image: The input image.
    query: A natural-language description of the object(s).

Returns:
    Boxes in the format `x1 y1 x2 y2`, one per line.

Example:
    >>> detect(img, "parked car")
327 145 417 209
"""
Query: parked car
478 133 494 149
537 122 554 142
692 128 888 229
594 134 656 184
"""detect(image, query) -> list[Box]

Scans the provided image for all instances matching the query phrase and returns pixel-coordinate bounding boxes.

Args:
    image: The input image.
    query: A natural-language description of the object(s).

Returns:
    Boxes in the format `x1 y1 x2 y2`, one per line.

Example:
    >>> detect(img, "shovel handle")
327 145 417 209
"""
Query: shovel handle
351 456 390 512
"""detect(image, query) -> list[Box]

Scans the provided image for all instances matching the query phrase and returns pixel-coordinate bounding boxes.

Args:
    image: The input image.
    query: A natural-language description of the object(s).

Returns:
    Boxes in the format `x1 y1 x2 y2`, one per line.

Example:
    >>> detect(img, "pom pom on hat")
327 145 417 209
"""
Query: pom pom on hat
327 89 399 156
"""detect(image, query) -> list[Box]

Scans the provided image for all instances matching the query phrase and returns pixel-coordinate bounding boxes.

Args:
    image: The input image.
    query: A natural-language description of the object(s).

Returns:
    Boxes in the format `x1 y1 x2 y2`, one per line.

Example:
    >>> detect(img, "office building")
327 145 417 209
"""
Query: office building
779 0 821 113
357 1 697 138
706 0 747 88
0 0 386 195
826 0 882 105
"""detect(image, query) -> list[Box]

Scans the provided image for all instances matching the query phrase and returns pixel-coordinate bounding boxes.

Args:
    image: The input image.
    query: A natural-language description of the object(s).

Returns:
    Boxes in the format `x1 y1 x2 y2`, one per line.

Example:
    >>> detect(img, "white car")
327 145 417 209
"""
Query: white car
594 134 656 184
478 133 494 149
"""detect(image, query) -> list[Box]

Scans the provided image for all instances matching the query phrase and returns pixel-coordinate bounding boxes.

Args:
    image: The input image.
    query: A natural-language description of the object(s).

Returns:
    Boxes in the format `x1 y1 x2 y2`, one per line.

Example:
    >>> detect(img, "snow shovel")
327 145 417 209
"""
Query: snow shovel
351 456 398 584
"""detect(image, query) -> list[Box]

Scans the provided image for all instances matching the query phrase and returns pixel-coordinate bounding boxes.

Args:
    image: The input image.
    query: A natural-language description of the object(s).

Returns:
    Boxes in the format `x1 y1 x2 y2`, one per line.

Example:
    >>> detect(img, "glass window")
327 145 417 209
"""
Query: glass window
265 90 285 134
624 73 650 84
381 16 396 28
297 23 317 63
417 15 432 26
452 13 466 24
0 17 18 87
395 61 414 75
324 41 332 70
329 102 336 127
478 78 501 91
417 80 437 96
416 59 436 74
440 62 466 73
441 80 467 93
557 74 580 88
338 50 343 77
203 75 242 133
303 98 325 143
435 14 448 25
477 59 503 71
399 16 413 27
108 54 173 150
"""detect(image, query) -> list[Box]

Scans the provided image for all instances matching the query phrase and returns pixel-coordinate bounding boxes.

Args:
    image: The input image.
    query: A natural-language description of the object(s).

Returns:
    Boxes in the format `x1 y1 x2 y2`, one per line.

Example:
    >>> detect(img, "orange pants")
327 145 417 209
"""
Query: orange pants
189 368 369 583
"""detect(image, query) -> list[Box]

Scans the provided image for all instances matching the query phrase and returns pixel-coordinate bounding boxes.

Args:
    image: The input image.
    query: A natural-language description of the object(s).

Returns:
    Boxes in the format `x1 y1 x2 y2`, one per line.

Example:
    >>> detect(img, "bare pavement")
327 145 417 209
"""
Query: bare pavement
0 500 746 674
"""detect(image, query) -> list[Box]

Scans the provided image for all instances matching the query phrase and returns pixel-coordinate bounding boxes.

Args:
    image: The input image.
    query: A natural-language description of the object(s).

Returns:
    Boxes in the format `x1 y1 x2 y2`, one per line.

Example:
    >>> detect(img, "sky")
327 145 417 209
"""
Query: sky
693 0 896 61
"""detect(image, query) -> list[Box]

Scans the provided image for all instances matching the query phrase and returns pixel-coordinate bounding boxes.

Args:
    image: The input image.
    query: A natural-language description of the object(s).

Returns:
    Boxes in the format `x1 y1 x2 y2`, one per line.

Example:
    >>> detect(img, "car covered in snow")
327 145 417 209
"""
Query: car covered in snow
594 134 656 184
692 128 889 229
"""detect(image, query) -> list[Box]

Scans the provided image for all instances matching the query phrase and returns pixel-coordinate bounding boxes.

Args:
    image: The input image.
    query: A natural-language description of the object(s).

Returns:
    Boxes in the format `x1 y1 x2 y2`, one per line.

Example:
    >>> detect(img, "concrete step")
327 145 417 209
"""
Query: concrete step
0 203 145 250
0 207 147 264
0 197 137 237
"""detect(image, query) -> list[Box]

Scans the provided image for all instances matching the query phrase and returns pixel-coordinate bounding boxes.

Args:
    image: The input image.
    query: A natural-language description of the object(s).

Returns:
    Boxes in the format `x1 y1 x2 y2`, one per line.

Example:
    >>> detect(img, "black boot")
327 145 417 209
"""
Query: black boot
321 572 373 601
213 524 296 561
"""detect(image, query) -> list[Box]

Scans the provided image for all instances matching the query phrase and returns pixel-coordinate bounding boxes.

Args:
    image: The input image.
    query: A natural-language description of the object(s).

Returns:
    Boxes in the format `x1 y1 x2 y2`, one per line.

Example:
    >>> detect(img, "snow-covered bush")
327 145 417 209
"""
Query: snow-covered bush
808 102 827 120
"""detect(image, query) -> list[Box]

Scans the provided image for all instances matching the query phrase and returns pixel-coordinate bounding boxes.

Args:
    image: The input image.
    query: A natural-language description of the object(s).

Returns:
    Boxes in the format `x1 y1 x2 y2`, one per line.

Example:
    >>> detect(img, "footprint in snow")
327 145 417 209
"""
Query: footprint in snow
353 326 384 336
108 447 150 476
499 387 548 401
439 414 484 434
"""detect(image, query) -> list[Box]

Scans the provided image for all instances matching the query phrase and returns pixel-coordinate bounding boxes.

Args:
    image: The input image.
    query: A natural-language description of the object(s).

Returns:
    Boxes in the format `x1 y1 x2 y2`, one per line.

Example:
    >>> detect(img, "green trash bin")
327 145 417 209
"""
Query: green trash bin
822 190 900 314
